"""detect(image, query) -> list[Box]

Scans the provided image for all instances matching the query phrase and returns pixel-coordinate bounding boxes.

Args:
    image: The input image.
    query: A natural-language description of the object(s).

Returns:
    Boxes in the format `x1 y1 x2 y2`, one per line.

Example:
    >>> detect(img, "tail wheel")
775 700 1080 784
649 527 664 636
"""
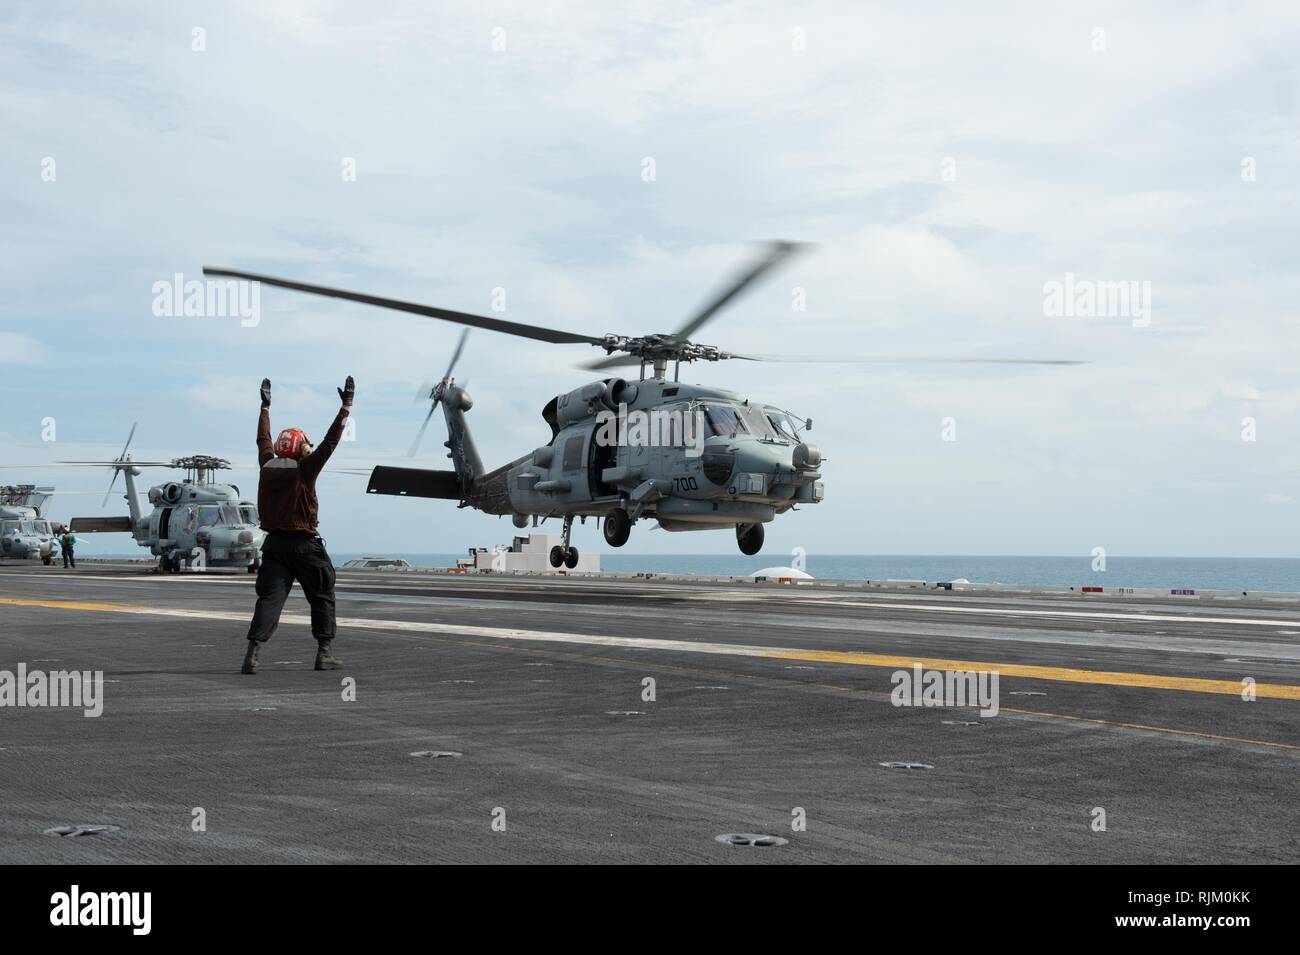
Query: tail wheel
549 545 565 568
603 509 631 547
736 522 764 556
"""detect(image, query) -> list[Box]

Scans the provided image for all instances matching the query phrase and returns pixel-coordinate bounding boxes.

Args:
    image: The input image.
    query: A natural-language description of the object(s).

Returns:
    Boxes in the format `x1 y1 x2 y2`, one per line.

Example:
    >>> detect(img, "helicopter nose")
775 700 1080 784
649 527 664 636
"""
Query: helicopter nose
793 442 821 471
238 530 254 544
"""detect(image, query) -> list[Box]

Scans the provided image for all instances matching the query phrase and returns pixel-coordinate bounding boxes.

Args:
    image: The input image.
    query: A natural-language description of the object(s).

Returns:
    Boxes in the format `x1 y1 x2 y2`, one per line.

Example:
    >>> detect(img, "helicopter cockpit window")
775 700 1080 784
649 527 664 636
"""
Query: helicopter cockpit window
703 405 749 438
196 506 224 529
32 520 51 535
221 506 243 525
766 412 799 442
240 506 259 526
738 404 776 439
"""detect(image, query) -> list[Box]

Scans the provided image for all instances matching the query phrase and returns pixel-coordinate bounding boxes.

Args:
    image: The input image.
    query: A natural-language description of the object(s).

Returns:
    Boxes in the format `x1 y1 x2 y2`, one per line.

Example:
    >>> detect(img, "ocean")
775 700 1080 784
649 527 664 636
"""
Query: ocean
329 553 1300 593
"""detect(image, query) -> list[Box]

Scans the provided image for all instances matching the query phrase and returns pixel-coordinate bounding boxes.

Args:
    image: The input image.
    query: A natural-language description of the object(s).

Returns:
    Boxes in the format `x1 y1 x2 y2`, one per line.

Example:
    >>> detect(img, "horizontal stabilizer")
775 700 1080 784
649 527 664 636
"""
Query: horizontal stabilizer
69 516 134 533
366 466 463 500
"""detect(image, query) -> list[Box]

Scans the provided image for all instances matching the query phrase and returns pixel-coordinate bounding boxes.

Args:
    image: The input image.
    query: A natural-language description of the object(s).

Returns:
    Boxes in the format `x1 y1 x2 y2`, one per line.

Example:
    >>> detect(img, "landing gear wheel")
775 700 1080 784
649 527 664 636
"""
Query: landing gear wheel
168 553 183 574
603 509 631 547
736 522 765 556
551 514 577 569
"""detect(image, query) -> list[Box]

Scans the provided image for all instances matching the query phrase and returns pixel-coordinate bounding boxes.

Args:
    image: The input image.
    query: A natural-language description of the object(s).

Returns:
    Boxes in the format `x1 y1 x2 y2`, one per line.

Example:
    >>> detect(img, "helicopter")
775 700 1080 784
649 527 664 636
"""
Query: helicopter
0 485 61 563
58 426 266 572
205 242 1078 568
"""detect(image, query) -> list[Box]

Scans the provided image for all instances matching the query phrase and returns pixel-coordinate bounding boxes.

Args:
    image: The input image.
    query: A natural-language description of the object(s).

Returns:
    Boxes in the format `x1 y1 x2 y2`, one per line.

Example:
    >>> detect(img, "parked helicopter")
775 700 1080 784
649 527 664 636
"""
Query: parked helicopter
59 426 266 572
0 485 61 563
206 242 1078 566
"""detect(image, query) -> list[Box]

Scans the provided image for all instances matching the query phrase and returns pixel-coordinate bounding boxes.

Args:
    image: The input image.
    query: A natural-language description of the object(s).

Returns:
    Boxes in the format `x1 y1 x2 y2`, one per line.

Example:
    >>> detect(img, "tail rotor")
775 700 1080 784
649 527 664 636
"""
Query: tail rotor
102 422 137 507
409 330 470 457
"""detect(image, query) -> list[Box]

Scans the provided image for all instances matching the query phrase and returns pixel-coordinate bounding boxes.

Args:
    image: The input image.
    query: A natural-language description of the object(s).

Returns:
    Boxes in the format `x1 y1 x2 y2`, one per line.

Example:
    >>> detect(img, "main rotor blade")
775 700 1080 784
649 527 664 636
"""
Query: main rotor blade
673 241 807 342
203 267 604 346
732 354 1085 365
583 352 1083 370
583 353 641 371
4 460 200 469
408 399 441 458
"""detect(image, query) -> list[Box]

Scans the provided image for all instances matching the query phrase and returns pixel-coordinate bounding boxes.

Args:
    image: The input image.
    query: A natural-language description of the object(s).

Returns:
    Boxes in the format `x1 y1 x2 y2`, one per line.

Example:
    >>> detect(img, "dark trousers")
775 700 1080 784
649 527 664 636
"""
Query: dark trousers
63 547 74 568
246 531 337 644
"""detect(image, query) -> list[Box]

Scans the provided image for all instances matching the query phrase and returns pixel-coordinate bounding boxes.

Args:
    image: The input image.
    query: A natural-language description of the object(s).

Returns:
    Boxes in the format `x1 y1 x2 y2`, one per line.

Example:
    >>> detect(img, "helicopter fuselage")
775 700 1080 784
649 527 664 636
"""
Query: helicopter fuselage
0 507 59 561
70 464 265 571
499 377 823 529
140 478 266 570
0 486 60 562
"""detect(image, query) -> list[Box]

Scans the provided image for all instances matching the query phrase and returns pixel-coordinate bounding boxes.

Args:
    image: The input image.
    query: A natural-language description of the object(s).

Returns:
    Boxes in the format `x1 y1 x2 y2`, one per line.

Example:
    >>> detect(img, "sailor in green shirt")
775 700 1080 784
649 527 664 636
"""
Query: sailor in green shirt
60 530 76 568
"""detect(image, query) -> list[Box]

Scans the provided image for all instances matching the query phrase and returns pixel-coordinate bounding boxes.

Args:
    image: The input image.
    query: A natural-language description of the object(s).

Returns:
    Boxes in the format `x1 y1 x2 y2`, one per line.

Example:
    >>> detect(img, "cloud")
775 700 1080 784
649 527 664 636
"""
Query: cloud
4 2 1300 555
0 332 49 364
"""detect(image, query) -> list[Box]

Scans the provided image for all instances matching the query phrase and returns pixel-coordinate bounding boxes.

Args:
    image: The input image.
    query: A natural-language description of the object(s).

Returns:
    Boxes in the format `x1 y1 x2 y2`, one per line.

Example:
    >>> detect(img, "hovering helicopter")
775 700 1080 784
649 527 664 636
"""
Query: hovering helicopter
206 242 1078 567
58 426 266 572
0 485 61 563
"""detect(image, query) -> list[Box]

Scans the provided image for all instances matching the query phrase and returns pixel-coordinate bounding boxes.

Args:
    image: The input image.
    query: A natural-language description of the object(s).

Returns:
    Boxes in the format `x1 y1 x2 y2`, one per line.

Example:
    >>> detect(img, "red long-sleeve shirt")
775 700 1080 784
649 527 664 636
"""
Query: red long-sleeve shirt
256 406 348 532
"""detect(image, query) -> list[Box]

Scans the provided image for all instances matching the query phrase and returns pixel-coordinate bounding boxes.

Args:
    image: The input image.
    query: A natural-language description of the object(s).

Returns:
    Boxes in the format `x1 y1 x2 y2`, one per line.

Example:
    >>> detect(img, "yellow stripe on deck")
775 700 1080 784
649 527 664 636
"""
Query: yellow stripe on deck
760 650 1300 700
3 596 1299 701
0 596 138 613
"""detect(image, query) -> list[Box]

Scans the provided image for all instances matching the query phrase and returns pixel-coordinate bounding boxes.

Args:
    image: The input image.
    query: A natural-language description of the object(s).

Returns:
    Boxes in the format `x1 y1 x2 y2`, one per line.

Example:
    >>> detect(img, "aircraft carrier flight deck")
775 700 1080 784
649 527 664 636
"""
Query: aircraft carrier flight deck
0 561 1296 864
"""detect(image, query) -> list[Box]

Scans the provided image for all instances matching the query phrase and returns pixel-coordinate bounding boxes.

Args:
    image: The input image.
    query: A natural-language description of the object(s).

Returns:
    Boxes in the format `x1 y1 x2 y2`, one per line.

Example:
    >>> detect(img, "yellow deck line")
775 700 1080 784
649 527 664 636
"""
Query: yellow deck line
760 649 1300 700
4 596 1299 701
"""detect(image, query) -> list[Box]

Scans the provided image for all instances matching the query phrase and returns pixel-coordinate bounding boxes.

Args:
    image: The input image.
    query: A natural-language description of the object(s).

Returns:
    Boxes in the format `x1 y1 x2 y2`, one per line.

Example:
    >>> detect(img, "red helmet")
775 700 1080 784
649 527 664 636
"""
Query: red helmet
274 428 310 459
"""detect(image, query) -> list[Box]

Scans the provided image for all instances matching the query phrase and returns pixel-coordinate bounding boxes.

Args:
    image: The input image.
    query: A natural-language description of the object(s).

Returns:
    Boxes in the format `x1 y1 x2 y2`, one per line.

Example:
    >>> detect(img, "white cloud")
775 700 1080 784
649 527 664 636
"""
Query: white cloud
0 333 49 364
3 2 1300 555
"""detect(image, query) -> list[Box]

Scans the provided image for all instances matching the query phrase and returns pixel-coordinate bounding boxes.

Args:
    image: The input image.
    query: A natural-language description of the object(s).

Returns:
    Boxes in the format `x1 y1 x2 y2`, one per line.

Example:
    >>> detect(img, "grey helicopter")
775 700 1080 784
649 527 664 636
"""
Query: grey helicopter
57 426 266 572
0 485 61 563
206 242 1078 568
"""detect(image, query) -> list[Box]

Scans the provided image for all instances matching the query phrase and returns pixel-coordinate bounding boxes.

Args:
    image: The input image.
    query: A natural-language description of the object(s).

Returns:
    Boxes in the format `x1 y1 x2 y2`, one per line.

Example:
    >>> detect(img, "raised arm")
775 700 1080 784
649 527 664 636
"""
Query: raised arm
300 376 354 481
257 378 274 466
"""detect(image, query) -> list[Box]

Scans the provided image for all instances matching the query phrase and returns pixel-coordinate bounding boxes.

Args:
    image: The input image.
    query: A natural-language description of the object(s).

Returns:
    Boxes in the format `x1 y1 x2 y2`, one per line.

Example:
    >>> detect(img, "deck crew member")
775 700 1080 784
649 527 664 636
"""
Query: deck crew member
241 375 353 675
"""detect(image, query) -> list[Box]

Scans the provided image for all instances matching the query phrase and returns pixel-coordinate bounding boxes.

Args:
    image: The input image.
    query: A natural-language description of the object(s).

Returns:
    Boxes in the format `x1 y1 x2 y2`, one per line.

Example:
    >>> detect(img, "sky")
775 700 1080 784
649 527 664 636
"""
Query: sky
2 1 1299 559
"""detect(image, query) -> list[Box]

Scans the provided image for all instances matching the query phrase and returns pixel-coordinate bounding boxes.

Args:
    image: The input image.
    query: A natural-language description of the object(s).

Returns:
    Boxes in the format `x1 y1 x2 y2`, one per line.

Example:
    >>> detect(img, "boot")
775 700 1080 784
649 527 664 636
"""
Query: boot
241 641 260 675
314 640 342 671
